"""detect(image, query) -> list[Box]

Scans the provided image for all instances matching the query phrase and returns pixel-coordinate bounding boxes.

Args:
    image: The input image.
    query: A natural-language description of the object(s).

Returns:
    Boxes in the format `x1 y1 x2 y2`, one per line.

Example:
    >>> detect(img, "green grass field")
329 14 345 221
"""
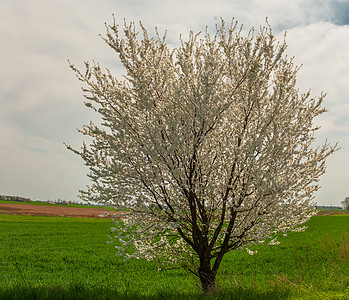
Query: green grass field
0 200 116 210
0 213 348 299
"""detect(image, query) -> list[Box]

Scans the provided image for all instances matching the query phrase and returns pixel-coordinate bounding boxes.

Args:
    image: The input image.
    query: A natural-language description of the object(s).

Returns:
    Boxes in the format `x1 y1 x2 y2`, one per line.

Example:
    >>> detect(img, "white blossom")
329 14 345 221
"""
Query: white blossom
341 197 349 210
246 248 258 255
268 238 281 246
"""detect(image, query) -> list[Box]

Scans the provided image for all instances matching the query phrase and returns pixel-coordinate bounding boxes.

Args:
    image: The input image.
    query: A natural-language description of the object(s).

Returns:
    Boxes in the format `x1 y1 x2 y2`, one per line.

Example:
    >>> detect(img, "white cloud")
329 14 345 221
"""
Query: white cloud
284 23 349 99
279 22 349 205
0 117 89 201
283 23 349 135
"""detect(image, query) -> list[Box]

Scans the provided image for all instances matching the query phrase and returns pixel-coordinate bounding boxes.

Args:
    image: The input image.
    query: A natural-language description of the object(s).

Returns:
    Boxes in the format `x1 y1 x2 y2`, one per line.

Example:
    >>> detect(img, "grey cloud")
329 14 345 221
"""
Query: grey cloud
1 0 348 205
330 1 349 25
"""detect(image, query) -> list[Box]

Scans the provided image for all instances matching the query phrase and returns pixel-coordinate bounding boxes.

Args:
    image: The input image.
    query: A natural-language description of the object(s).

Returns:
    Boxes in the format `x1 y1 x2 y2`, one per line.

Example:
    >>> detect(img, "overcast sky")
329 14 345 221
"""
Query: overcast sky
1 0 348 206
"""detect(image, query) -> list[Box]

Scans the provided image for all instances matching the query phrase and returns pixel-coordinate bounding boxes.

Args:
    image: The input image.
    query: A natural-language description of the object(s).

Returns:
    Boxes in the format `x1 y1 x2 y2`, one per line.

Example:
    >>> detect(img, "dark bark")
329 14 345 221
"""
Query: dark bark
198 256 216 293
198 266 216 293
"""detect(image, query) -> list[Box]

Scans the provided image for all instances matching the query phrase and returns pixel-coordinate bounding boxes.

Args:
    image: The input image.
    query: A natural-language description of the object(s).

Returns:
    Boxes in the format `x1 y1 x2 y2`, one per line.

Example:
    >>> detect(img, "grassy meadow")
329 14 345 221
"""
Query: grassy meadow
0 200 117 210
0 212 348 299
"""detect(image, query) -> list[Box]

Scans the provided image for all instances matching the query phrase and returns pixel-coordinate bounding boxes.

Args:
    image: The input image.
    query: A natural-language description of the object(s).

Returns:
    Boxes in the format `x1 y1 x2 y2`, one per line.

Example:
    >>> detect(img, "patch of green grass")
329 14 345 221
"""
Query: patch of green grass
0 200 116 210
0 214 348 299
319 208 344 211
217 215 349 296
0 215 197 297
0 215 111 222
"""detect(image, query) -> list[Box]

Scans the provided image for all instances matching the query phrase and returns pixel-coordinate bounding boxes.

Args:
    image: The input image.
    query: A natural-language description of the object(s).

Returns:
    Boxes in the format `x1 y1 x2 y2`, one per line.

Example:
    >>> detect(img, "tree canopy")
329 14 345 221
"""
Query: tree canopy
341 197 349 210
67 17 336 292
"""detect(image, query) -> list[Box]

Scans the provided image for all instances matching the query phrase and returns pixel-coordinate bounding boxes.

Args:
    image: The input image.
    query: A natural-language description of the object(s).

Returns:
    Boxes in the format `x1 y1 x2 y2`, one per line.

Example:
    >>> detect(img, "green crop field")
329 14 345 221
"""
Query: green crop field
0 213 348 299
0 200 117 210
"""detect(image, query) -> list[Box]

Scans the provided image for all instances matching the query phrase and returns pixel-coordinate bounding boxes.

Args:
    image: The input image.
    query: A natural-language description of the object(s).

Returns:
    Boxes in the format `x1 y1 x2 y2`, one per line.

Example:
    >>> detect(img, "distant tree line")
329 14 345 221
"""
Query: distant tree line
0 195 31 202
341 197 349 210
0 195 98 206
316 205 343 210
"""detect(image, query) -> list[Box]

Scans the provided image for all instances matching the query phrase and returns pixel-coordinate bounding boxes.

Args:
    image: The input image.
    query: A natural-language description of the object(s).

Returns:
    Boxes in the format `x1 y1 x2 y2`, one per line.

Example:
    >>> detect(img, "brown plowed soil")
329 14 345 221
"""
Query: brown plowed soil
0 203 120 218
1 203 347 218
316 210 349 216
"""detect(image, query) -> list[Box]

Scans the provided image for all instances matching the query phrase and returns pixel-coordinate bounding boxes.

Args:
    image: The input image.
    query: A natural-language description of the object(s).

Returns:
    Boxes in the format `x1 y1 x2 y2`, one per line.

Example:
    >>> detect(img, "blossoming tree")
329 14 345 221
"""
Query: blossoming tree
341 197 349 210
67 18 336 292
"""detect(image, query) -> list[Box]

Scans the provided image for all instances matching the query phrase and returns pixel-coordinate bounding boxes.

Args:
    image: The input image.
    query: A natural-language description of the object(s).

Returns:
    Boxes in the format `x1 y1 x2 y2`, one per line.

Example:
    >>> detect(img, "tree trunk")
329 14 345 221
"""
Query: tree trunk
198 261 216 293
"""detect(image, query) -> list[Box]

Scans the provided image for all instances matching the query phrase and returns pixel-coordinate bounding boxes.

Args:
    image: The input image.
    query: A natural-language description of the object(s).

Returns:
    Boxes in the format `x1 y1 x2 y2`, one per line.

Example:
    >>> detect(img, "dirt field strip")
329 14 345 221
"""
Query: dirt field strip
316 210 349 216
0 202 348 218
0 203 120 218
